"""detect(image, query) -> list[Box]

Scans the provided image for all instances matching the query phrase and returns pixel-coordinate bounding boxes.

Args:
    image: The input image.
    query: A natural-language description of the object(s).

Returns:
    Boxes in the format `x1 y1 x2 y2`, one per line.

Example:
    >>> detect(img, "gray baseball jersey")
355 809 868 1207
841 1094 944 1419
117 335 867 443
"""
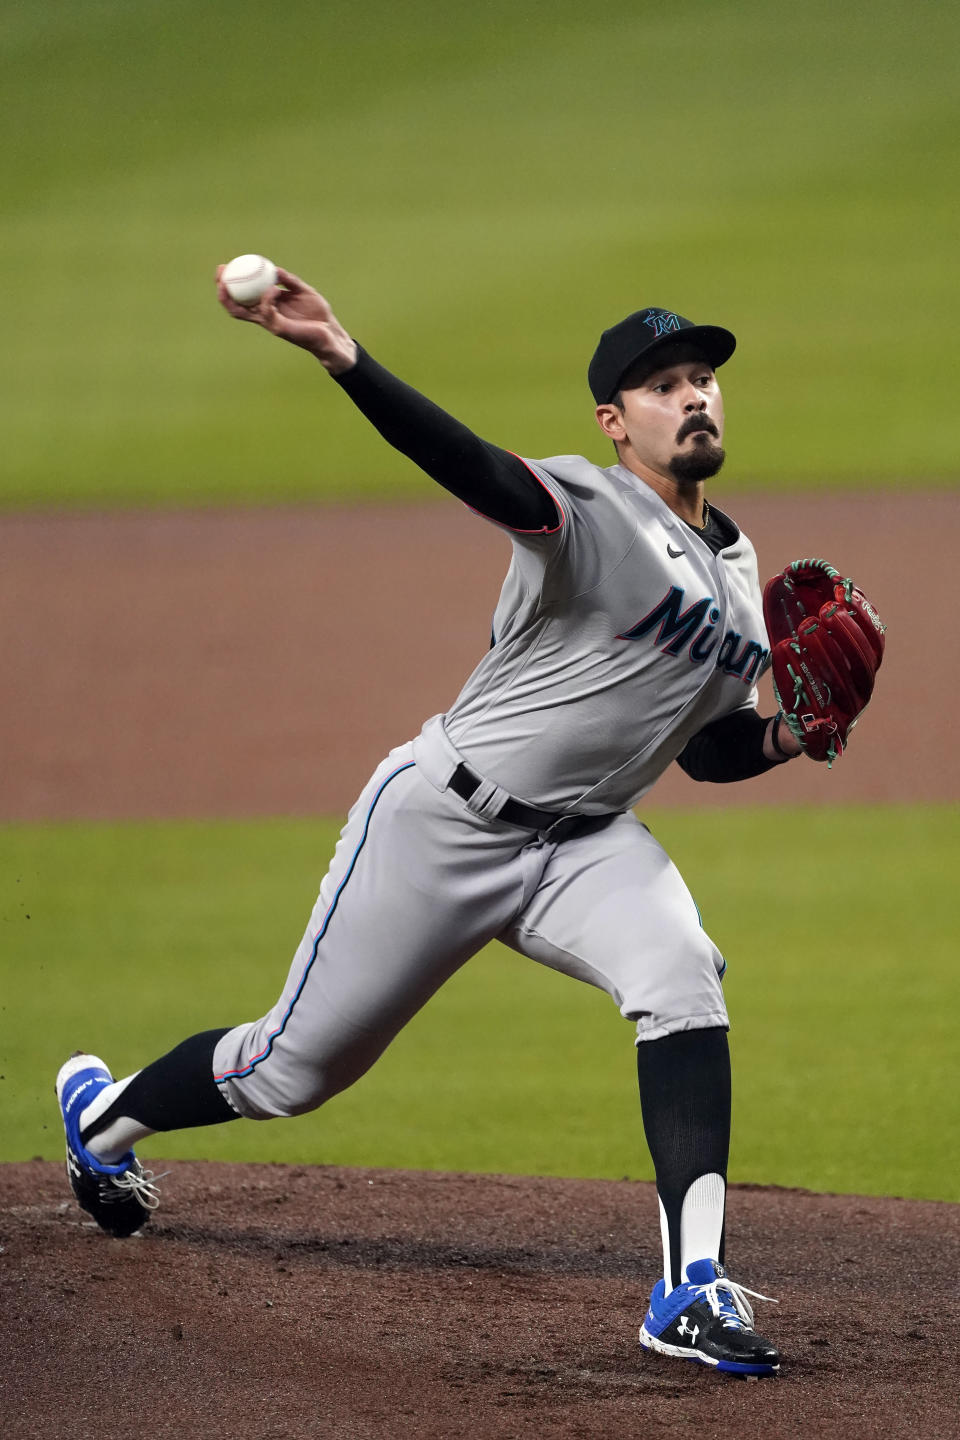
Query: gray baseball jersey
445 456 768 812
212 456 767 1119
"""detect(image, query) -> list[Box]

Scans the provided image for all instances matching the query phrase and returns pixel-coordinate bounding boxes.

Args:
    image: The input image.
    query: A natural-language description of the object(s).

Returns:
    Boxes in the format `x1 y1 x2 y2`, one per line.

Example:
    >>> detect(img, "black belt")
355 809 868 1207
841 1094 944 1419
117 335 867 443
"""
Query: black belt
448 762 618 842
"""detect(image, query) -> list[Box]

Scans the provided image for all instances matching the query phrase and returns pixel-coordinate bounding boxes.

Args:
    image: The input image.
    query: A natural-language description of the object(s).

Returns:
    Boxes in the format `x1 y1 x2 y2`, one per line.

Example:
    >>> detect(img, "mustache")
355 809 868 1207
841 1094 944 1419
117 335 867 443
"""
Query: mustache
676 413 719 443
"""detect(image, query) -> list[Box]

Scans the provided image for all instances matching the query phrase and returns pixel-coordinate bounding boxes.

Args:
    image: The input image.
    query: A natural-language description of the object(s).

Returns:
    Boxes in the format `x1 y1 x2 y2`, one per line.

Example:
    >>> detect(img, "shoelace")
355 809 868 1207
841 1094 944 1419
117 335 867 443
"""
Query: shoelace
694 1276 778 1331
99 1162 164 1211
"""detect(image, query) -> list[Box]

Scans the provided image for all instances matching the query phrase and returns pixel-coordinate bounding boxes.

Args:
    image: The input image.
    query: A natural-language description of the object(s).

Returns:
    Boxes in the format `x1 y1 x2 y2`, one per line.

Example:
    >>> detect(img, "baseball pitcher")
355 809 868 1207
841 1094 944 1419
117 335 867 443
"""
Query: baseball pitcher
55 270 884 1377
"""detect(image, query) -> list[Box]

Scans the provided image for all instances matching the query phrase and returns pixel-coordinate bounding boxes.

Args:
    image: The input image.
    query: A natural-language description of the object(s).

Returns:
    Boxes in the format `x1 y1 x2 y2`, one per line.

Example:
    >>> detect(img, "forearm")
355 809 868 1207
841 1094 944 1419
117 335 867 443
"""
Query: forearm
332 347 560 531
677 709 800 784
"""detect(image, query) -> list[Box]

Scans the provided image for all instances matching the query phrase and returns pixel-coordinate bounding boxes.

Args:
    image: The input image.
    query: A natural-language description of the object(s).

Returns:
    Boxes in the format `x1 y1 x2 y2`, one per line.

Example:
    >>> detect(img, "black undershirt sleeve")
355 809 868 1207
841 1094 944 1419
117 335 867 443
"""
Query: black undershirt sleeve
676 708 784 783
332 346 560 532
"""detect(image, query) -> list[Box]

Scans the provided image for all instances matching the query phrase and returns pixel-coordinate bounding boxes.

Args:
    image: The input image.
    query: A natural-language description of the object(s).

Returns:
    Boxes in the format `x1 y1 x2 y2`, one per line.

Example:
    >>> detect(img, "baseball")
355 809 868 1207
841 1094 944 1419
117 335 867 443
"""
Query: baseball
222 254 278 306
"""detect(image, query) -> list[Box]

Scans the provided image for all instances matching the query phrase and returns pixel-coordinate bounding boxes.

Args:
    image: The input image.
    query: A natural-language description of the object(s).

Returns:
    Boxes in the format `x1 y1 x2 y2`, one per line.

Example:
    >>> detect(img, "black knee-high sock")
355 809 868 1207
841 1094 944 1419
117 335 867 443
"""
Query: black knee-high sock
82 1028 239 1138
635 1026 731 1290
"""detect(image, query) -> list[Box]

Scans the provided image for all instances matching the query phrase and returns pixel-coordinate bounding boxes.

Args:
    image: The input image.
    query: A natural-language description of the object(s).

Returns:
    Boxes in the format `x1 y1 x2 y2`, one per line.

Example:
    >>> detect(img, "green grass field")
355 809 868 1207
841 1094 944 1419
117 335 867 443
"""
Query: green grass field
3 804 956 1202
3 0 958 508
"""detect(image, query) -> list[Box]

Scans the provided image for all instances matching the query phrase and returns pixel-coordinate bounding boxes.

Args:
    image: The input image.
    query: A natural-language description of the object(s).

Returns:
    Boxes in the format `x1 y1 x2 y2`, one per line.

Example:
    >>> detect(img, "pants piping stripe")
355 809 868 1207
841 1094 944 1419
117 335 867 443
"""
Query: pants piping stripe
213 761 416 1085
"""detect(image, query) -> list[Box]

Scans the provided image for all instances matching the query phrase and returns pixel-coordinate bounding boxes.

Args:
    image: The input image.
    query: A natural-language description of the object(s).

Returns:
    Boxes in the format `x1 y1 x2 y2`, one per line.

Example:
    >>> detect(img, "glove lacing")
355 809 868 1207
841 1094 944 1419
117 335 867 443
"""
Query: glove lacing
693 1275 778 1332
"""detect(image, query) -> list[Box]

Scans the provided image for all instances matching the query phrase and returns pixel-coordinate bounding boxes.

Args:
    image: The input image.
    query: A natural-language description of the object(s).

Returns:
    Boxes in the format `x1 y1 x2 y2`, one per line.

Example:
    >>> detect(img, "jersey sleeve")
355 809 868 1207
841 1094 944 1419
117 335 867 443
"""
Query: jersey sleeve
333 347 562 534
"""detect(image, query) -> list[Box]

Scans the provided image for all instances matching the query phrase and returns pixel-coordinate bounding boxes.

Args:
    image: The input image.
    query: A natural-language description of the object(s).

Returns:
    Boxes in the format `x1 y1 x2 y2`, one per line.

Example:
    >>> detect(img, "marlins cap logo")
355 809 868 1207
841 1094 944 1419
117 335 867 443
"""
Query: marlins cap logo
643 310 682 339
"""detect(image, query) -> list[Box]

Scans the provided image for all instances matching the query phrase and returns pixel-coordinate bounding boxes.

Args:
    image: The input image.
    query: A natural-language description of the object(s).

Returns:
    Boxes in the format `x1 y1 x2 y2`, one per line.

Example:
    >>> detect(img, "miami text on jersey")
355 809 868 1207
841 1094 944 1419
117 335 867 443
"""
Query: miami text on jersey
618 585 769 683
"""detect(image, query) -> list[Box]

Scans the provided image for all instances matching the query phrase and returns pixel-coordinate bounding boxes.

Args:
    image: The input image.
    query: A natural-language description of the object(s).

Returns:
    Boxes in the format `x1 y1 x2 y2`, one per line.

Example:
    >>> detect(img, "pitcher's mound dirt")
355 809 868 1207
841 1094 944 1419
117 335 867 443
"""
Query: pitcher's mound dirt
3 1161 957 1439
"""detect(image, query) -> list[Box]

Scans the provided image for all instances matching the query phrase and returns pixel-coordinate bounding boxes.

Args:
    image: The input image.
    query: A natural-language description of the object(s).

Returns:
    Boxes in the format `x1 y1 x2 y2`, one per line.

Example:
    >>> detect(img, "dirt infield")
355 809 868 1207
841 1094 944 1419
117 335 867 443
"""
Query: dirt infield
2 490 957 821
4 1160 958 1439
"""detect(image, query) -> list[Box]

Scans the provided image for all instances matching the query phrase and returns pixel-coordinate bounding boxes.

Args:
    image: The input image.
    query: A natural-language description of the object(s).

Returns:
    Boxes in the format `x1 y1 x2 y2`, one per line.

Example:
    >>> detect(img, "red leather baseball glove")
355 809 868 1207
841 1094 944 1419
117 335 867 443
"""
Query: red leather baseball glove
763 558 886 765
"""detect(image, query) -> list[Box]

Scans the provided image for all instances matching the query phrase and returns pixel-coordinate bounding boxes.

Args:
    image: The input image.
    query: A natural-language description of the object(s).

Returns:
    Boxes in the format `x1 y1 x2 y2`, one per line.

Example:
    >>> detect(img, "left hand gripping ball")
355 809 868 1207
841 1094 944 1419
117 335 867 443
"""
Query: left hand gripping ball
222 254 278 306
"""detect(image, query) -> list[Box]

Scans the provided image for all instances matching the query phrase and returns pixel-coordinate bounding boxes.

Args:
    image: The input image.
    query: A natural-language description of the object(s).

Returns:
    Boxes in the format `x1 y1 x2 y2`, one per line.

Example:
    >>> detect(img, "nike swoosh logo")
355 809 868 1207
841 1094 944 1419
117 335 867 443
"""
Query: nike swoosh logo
666 544 685 559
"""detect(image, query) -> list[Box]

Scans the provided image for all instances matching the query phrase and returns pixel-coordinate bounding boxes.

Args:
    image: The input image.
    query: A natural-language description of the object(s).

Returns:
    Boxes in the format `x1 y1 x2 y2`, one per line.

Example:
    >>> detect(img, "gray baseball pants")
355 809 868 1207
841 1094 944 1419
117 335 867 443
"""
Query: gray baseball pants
212 719 728 1120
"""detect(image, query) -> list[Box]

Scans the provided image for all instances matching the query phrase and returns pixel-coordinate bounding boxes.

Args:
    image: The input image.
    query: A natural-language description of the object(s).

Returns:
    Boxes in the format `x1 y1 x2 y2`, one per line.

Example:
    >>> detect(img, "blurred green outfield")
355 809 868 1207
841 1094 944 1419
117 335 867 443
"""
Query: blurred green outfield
3 0 958 509
3 805 957 1202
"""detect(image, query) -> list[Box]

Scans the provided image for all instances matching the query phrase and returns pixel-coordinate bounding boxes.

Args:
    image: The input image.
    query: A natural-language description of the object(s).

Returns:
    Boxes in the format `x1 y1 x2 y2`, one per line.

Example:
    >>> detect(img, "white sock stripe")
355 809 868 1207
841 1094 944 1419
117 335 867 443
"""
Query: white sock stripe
77 1072 140 1137
78 1072 158 1163
85 1115 156 1165
679 1172 726 1282
657 1194 673 1294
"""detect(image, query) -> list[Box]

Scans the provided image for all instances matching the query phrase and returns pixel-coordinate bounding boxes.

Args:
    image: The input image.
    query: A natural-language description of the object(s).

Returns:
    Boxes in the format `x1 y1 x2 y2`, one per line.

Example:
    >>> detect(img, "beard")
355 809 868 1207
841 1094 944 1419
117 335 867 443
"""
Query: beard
668 436 726 484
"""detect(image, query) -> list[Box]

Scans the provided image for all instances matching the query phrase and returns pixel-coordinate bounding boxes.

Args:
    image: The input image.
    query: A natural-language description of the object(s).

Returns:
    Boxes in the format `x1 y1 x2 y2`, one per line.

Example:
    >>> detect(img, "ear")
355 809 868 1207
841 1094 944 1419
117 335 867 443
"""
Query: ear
595 403 626 442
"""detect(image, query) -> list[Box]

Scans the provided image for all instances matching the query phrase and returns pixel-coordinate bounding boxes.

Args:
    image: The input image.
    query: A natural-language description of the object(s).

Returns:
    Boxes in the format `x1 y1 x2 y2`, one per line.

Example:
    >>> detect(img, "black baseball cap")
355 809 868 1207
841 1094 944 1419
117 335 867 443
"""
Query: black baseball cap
588 308 737 404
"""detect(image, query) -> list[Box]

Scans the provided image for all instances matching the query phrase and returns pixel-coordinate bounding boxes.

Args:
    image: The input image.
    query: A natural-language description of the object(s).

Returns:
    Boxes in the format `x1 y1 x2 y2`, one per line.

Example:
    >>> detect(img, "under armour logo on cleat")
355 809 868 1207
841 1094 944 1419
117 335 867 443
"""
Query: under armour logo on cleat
667 544 685 559
677 1316 700 1342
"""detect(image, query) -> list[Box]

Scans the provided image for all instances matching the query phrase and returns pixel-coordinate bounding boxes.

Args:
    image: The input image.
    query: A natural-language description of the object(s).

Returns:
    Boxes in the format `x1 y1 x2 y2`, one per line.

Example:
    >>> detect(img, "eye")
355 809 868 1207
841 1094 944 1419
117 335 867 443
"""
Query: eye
696 374 713 387
652 381 672 393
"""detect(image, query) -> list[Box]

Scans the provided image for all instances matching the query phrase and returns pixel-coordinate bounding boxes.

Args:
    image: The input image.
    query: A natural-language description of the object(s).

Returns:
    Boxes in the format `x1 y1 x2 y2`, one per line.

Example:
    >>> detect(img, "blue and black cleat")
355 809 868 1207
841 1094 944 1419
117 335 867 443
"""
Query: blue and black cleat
55 1052 161 1238
639 1257 780 1376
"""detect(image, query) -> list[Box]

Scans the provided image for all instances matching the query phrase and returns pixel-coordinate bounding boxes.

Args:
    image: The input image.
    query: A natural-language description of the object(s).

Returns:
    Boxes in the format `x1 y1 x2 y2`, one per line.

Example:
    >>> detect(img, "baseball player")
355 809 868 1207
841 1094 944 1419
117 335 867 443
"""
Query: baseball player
56 268 809 1377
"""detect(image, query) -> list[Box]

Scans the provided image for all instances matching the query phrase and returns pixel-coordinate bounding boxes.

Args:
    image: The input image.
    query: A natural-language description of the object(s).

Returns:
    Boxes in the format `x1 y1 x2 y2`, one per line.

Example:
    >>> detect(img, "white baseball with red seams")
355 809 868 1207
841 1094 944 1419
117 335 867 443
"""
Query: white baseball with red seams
222 254 278 306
